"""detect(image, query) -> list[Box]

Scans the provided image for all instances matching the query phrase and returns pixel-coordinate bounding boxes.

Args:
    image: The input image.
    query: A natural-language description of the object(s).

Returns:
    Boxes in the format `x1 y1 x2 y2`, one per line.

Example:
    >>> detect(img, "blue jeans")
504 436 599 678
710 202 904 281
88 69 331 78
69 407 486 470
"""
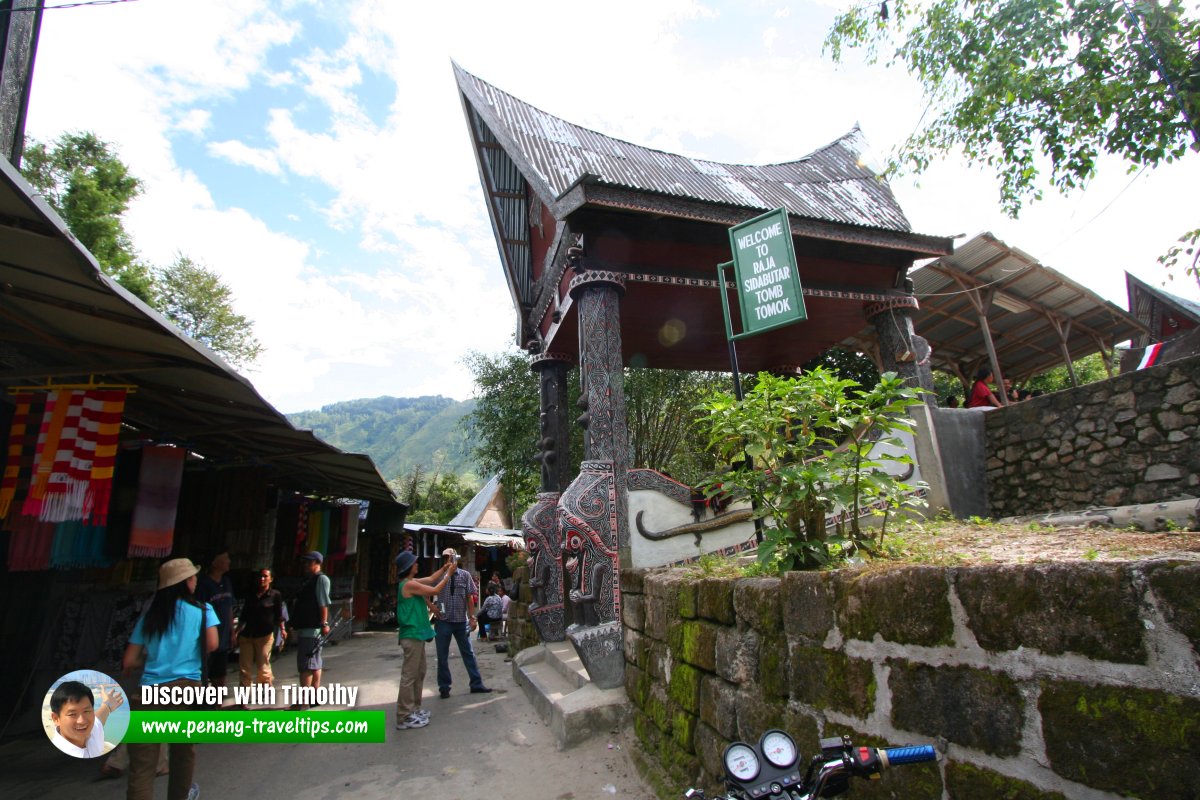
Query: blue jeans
434 619 484 692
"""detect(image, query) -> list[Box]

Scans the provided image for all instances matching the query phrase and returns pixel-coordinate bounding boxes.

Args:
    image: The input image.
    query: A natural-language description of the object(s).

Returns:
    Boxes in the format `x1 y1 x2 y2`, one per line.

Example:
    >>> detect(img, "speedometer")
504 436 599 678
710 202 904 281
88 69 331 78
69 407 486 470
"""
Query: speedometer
723 743 760 782
761 729 798 768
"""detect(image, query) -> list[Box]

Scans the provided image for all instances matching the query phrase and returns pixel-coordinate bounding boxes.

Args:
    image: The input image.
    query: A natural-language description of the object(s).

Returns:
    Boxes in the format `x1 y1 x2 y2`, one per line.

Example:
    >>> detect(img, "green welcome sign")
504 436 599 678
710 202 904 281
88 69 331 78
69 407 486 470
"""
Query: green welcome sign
723 207 806 339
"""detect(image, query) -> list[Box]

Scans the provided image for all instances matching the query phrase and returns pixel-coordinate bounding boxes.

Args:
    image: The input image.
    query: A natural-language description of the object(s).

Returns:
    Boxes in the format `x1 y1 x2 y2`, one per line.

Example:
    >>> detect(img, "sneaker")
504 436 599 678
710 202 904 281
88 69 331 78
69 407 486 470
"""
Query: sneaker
469 686 493 694
413 708 430 720
395 714 429 730
439 688 450 699
186 783 201 800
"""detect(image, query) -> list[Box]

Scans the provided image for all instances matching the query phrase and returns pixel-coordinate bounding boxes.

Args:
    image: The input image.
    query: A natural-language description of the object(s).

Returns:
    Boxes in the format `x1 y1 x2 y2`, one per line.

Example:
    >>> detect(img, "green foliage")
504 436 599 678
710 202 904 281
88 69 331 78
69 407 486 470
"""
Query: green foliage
462 348 551 521
399 463 478 524
825 0 1200 218
1159 227 1200 288
802 346 881 389
626 368 726 486
22 132 155 300
1023 352 1115 395
157 254 263 368
288 396 476 484
694 368 925 571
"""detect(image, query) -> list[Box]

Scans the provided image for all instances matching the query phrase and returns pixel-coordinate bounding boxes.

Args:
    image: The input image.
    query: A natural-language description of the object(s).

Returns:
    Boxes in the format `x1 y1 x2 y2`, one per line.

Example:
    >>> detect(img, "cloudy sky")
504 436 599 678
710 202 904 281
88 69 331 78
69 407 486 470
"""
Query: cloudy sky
25 0 1200 413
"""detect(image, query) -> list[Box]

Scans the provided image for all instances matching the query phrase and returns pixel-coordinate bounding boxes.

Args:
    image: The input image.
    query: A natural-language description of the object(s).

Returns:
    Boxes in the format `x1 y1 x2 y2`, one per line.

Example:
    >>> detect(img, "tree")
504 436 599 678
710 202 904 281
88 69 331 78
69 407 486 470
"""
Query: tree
21 132 155 301
825 0 1200 285
625 368 725 486
462 349 547 519
157 254 263 368
395 458 478 525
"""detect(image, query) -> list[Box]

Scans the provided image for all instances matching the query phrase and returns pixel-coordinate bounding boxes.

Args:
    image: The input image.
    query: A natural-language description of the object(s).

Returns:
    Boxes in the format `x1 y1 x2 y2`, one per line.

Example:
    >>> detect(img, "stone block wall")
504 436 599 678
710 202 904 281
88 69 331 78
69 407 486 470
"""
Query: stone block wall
506 565 537 654
623 561 1200 799
985 354 1200 517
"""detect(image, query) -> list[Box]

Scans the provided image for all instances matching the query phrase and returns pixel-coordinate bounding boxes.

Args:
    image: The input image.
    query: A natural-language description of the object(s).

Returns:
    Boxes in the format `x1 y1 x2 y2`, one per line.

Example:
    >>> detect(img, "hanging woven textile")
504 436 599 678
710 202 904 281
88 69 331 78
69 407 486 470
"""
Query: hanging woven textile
81 389 127 526
22 390 70 517
6 512 56 571
128 445 186 558
294 498 309 556
50 518 109 569
0 393 36 519
305 506 322 554
40 391 87 523
343 503 360 556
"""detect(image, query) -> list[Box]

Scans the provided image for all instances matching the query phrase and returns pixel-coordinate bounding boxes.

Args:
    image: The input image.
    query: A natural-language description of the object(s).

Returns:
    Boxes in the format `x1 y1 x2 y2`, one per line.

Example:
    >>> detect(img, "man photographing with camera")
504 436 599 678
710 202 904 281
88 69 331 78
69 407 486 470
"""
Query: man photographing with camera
431 548 492 698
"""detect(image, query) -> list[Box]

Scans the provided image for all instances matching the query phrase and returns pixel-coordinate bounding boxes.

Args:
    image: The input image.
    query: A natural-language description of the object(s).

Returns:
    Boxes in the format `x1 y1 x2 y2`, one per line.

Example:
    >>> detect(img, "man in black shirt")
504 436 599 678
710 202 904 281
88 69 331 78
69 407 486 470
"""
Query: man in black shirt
236 569 286 696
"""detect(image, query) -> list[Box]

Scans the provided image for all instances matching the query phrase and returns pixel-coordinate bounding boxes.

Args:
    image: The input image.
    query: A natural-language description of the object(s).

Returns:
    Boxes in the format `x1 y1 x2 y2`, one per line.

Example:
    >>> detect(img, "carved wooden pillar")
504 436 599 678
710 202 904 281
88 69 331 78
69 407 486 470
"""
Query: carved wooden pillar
522 352 572 642
865 293 935 397
558 235 627 688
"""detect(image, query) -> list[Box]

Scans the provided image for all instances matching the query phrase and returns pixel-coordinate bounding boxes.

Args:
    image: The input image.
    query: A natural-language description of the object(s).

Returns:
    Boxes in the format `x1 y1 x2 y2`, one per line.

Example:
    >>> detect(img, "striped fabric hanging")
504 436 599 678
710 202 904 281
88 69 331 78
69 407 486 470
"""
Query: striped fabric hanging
22 390 66 517
0 393 35 519
82 389 127 525
40 391 87 522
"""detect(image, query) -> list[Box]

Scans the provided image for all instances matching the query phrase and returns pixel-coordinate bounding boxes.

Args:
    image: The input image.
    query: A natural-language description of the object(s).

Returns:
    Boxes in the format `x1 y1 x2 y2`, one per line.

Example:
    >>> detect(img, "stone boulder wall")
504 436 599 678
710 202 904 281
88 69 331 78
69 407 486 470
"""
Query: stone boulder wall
623 561 1200 799
985 354 1200 517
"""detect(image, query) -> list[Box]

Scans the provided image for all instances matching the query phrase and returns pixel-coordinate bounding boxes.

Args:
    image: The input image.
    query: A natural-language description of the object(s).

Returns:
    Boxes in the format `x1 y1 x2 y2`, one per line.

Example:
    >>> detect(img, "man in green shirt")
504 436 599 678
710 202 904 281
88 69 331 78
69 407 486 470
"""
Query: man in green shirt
394 551 452 730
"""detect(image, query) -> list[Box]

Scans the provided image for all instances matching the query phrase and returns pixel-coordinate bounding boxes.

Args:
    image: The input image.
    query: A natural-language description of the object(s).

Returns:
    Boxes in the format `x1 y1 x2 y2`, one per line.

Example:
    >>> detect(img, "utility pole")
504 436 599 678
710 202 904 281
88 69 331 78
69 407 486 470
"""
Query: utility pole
0 0 45 168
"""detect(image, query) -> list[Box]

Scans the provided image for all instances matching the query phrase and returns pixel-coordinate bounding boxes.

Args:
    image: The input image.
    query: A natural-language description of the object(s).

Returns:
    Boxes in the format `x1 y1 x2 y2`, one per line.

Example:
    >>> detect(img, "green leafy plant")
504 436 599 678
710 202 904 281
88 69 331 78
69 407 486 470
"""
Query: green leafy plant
694 368 925 571
1083 548 1101 561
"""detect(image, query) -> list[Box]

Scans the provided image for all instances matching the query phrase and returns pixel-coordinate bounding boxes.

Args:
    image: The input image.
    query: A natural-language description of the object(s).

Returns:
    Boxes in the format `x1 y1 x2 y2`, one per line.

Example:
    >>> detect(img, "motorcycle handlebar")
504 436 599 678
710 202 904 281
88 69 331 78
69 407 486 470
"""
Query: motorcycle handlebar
880 744 937 767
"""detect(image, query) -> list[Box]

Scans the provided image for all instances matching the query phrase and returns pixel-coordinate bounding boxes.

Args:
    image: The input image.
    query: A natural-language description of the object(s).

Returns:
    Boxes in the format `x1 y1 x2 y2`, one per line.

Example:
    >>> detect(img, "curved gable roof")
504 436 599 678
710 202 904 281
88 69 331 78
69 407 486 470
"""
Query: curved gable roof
454 63 913 234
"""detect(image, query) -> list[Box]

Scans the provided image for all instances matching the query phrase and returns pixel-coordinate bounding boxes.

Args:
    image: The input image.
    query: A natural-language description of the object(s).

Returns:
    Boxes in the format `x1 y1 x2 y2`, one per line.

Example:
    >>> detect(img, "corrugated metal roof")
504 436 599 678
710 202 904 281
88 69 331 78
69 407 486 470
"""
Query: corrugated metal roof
455 64 913 233
843 233 1149 382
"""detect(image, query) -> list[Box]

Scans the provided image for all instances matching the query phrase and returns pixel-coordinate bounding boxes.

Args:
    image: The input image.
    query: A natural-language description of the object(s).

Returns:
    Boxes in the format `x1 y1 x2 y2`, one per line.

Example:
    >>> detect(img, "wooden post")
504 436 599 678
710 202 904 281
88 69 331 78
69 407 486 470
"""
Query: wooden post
1049 316 1078 387
955 280 1008 406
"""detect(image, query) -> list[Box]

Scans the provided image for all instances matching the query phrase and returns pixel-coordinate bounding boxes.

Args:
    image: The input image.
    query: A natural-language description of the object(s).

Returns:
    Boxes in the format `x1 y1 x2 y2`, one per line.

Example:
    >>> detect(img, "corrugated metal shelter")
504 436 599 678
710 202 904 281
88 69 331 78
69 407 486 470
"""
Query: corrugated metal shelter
842 233 1149 392
0 156 394 502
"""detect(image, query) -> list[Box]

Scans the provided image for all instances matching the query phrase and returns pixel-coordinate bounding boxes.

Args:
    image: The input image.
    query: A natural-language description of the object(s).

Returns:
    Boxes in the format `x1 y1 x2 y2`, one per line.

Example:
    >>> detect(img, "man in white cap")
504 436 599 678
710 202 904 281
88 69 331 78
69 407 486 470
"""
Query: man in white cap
431 548 491 697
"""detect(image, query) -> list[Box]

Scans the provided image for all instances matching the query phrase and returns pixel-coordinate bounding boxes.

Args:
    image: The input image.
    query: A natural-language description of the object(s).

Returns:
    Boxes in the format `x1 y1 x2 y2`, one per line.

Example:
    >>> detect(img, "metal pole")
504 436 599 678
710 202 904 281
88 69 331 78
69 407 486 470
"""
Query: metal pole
718 261 761 543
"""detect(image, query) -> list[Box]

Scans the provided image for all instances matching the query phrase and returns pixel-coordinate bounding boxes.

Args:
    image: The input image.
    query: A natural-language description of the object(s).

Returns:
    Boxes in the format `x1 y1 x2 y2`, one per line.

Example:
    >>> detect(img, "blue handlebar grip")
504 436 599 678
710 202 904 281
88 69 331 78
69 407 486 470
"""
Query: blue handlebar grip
883 745 937 766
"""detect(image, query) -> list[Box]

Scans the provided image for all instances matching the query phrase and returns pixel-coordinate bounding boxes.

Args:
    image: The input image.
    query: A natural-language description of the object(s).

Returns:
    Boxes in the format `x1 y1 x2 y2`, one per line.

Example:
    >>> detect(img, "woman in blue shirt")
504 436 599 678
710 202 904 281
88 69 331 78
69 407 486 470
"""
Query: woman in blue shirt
123 558 219 800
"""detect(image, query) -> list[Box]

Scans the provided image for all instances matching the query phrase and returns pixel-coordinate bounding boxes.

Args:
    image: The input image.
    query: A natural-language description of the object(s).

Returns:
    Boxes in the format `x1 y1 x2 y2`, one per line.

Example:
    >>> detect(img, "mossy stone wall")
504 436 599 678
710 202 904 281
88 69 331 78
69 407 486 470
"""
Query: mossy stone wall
985 354 1200 516
624 560 1200 799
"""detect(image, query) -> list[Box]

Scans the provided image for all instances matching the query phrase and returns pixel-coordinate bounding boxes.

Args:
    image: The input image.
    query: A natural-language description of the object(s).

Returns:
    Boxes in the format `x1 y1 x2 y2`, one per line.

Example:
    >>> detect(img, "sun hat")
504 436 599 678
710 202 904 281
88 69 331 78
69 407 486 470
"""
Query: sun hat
158 558 200 589
301 550 324 563
395 550 417 575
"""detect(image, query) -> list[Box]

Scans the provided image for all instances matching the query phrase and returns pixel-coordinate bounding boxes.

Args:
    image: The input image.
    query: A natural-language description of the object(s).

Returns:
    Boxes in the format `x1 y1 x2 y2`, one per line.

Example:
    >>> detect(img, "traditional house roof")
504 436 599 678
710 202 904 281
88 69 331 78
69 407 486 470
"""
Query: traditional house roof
1125 272 1200 347
455 63 953 373
454 62 914 233
448 474 507 528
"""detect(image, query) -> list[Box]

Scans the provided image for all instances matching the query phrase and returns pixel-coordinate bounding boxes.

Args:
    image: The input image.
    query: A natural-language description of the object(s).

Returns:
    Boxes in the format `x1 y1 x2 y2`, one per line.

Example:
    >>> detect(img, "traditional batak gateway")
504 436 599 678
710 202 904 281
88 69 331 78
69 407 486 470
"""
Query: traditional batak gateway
454 63 953 686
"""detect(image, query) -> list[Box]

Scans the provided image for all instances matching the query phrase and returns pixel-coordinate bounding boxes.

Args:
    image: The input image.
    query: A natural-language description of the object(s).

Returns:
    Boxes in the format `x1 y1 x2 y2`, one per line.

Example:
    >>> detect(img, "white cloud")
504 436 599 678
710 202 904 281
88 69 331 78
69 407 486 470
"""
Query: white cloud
207 140 283 175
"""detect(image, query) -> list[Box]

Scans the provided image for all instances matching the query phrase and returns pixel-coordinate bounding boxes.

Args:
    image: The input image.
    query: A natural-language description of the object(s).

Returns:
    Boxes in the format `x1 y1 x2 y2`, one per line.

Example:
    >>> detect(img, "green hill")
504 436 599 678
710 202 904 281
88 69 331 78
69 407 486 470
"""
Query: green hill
287 396 478 485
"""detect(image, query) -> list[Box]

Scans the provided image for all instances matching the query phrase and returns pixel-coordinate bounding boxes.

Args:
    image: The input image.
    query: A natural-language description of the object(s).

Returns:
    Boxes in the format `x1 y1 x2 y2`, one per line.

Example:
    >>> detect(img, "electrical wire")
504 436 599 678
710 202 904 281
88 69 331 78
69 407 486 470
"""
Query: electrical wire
0 0 142 13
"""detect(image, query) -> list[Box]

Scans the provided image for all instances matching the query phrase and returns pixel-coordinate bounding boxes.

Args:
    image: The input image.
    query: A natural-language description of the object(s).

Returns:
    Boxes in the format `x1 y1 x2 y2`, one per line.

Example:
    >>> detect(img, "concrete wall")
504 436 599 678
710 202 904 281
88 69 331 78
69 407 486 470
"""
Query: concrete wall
621 561 1200 799
984 355 1200 517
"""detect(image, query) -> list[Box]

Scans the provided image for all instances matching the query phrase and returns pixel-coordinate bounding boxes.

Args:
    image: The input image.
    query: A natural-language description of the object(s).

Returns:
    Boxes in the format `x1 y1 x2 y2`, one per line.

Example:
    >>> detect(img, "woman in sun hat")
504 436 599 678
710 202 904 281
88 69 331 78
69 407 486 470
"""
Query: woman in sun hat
123 558 219 800
393 550 453 730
